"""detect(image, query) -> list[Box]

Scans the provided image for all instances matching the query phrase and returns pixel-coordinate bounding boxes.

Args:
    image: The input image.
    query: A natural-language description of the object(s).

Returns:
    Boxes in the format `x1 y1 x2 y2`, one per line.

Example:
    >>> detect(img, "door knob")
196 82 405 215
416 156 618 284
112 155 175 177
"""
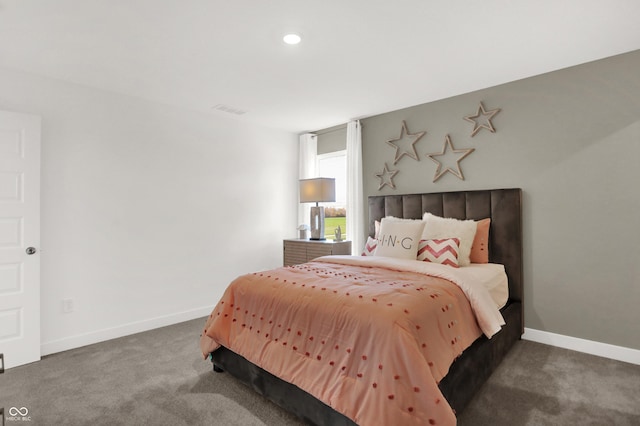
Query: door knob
26 247 36 255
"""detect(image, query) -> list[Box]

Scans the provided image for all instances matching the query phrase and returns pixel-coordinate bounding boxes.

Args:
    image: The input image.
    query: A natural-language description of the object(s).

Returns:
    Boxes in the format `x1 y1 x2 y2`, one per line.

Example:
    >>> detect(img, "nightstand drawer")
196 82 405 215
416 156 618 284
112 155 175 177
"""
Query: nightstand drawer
283 239 352 266
307 245 334 260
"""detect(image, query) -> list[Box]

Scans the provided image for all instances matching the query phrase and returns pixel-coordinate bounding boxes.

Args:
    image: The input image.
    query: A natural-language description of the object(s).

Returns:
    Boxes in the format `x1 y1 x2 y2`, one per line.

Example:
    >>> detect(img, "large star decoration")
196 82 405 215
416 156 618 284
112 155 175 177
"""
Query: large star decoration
464 102 501 137
426 135 475 182
385 120 426 164
374 163 399 190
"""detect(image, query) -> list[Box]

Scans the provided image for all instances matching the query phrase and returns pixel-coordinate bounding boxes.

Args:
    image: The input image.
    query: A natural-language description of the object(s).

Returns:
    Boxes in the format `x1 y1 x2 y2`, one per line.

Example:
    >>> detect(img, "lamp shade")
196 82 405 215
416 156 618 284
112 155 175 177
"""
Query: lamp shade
299 178 336 203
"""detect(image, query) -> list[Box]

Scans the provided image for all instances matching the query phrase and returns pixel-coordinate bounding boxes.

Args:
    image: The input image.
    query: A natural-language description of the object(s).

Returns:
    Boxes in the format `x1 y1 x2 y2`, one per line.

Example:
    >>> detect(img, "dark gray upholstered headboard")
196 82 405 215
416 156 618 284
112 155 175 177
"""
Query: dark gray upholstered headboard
368 188 523 304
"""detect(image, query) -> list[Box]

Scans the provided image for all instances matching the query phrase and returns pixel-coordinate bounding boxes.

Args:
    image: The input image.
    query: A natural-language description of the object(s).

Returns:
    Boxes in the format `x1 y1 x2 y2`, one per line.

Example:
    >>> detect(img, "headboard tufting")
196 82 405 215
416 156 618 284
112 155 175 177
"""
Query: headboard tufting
368 188 523 304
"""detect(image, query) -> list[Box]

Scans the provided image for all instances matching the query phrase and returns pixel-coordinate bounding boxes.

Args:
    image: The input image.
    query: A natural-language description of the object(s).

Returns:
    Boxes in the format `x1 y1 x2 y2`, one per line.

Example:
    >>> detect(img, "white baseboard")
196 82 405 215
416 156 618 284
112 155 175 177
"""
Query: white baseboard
41 305 214 356
523 327 640 366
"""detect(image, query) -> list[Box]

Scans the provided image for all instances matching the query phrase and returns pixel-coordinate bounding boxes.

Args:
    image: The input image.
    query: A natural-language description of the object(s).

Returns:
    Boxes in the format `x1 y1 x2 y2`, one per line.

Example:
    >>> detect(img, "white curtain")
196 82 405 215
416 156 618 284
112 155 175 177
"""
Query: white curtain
298 133 318 228
346 120 364 254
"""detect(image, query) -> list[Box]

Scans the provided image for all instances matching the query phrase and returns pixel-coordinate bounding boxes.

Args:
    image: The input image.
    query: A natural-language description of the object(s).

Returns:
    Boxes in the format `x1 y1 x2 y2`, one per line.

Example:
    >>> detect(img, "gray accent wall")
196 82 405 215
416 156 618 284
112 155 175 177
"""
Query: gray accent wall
359 50 640 350
317 124 347 154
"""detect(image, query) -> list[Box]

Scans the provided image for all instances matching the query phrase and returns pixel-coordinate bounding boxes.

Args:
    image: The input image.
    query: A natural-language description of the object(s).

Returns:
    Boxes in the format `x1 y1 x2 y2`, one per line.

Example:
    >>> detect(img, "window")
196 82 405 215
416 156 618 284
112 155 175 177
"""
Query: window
317 150 346 240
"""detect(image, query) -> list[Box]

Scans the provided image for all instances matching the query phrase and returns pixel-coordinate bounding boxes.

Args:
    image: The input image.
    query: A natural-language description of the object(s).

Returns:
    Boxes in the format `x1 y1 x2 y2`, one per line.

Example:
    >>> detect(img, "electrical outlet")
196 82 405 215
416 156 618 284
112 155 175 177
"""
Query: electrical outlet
62 299 74 313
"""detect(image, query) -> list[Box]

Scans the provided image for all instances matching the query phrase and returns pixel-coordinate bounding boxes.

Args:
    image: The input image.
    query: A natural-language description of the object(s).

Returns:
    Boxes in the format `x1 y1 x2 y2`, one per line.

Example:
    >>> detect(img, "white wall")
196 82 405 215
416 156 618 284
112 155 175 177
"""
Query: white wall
0 67 298 354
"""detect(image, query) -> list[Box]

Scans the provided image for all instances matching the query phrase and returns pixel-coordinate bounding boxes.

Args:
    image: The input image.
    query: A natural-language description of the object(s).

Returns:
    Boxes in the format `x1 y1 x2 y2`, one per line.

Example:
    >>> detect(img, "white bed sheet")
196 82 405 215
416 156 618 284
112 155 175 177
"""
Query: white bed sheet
457 263 509 309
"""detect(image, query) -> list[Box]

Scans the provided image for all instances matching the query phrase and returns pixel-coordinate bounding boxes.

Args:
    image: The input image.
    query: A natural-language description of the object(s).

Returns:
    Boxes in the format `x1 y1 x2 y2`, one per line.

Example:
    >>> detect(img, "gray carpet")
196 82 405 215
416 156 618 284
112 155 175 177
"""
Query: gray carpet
1 318 639 425
457 339 640 426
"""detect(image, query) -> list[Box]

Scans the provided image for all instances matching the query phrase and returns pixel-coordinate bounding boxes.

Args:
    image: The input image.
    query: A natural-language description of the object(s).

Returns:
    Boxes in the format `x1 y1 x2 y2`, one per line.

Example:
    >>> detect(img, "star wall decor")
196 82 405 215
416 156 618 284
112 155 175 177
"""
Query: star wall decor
385 120 426 164
374 162 399 190
464 101 501 137
426 134 475 182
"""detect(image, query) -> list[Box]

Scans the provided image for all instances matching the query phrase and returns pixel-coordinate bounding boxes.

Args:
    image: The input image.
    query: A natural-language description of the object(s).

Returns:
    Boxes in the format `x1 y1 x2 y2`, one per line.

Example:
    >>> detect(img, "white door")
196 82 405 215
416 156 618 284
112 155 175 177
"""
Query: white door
0 110 41 370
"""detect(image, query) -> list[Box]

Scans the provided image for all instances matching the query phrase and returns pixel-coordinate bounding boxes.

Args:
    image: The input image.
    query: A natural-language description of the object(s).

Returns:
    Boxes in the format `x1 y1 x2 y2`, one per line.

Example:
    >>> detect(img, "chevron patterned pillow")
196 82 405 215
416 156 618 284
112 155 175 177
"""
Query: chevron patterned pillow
361 237 378 256
417 238 461 267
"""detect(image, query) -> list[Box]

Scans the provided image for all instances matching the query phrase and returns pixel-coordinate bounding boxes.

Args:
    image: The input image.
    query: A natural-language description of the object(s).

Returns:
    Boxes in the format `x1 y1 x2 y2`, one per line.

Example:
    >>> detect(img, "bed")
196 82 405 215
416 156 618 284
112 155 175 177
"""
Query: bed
201 188 523 425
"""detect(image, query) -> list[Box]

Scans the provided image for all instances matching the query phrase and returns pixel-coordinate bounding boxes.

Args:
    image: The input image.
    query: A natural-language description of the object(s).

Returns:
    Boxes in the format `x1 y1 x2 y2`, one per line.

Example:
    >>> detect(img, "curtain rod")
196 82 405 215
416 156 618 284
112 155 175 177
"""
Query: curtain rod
314 121 363 136
315 124 346 136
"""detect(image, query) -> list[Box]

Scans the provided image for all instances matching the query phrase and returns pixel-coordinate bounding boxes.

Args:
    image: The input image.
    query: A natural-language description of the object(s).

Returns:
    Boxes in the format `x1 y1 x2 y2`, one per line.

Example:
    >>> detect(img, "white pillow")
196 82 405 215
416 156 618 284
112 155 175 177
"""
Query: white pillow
374 217 425 260
422 213 477 266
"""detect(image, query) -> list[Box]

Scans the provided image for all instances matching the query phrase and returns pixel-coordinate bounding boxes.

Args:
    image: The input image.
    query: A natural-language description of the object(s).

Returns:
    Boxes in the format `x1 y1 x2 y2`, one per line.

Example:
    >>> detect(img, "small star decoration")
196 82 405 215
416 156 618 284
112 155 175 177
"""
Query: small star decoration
385 120 426 164
375 163 399 190
426 135 475 182
464 102 501 137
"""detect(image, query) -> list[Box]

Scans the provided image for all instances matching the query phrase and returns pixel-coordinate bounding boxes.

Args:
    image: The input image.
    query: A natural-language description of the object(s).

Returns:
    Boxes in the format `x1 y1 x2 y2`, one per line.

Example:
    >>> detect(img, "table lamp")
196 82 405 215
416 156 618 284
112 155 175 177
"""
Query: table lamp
299 178 336 240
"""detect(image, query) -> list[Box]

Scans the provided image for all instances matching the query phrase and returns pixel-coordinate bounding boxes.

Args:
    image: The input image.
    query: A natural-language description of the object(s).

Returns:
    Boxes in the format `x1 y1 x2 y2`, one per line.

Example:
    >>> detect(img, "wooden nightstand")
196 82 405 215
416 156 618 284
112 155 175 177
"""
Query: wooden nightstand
283 239 352 266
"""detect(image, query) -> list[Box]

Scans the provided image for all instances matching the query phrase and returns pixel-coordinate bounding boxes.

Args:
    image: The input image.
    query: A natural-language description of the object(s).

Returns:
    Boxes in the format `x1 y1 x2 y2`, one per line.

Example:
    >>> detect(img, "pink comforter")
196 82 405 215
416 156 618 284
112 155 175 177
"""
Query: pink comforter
200 256 498 425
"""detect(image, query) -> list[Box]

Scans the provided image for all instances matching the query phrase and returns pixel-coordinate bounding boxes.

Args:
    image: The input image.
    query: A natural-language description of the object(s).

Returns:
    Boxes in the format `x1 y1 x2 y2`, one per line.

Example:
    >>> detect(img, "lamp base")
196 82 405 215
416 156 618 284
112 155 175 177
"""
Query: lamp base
309 206 325 240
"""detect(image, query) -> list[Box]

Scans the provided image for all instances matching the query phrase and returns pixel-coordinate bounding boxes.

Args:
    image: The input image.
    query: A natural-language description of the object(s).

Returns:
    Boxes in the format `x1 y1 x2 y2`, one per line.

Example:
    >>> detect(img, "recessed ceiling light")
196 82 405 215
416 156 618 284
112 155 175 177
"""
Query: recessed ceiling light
283 33 301 45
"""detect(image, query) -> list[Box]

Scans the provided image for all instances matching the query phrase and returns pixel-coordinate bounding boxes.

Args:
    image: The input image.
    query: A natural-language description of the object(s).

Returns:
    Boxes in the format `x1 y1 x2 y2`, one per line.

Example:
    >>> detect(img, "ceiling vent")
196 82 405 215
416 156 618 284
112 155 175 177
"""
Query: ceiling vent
213 104 247 115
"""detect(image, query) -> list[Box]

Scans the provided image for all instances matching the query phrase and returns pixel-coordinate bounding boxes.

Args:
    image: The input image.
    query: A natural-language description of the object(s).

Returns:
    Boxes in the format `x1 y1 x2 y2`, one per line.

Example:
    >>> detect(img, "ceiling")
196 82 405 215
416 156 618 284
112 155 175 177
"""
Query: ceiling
1 1 639 133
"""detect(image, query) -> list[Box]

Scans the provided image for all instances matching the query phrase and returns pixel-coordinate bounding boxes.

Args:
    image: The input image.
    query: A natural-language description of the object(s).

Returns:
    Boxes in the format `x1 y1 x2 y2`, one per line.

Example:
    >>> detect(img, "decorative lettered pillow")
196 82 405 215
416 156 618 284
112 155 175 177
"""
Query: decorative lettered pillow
361 237 378 256
374 217 425 260
417 238 460 267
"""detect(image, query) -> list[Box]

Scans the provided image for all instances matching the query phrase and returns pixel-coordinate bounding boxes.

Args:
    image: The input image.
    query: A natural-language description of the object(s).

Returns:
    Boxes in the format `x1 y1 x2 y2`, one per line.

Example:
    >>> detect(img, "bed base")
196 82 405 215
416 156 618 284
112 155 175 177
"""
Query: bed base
438 301 521 412
212 348 356 425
